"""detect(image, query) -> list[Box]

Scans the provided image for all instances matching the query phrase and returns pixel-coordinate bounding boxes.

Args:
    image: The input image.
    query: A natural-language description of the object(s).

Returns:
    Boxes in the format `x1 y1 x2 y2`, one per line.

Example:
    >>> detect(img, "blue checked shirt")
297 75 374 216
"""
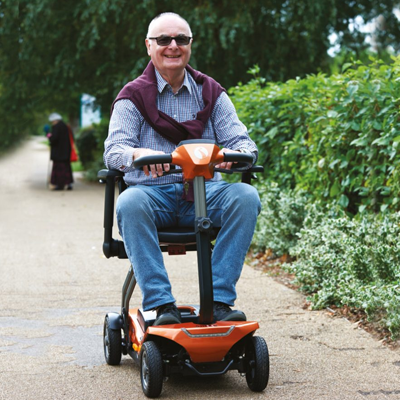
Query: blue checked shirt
104 69 258 186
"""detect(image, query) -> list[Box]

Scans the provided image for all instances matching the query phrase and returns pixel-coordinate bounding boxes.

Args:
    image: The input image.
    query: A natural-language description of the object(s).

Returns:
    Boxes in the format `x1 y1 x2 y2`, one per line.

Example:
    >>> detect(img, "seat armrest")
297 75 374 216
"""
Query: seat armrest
98 169 125 180
241 165 264 184
248 165 264 174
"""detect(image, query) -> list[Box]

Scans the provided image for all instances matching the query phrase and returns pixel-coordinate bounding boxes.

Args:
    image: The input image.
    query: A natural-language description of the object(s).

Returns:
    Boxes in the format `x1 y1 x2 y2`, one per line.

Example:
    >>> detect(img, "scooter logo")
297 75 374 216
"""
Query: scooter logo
194 146 209 160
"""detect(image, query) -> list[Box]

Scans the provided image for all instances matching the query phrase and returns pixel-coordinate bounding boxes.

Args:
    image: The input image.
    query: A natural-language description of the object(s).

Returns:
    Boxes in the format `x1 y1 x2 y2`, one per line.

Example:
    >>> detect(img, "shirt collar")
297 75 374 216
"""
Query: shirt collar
155 68 193 95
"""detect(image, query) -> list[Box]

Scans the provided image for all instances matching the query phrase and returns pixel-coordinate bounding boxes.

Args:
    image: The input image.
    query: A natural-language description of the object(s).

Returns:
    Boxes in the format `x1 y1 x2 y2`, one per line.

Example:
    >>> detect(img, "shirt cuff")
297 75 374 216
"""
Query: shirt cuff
121 148 137 170
238 148 257 165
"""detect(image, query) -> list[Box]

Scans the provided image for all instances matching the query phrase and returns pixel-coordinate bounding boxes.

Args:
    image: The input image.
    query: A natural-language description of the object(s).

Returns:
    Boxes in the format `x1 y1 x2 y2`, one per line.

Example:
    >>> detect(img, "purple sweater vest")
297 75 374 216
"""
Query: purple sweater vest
111 61 225 145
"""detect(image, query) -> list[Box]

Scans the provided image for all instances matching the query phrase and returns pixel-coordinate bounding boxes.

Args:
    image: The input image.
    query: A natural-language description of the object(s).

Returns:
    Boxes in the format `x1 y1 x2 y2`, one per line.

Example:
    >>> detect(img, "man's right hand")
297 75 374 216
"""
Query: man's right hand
133 148 170 178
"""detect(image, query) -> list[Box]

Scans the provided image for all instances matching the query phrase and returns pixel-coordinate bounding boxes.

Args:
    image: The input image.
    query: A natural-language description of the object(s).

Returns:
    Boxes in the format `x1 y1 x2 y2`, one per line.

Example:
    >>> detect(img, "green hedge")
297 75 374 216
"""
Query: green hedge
252 184 400 338
230 58 400 214
235 60 400 339
75 118 109 181
0 93 32 153
253 181 308 257
285 208 400 339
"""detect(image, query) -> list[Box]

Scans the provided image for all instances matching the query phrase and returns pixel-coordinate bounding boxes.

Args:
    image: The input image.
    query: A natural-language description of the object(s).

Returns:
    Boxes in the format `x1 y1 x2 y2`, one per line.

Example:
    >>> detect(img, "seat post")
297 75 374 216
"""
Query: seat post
193 176 214 324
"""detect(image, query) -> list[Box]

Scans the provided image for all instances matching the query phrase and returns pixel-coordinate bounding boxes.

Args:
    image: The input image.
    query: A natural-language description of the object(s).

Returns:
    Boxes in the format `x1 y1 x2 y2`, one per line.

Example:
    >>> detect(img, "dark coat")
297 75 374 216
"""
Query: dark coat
49 121 71 162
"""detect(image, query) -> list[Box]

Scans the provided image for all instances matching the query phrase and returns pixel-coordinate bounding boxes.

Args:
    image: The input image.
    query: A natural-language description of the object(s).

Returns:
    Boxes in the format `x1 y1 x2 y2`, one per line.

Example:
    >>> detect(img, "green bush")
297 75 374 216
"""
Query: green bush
0 92 32 153
75 127 98 167
231 58 400 214
75 118 109 180
284 209 400 338
253 181 308 257
237 60 400 339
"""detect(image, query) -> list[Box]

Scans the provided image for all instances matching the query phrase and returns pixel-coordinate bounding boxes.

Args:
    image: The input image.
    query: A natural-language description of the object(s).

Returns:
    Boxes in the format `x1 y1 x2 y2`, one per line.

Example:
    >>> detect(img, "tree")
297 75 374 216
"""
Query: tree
1 0 399 149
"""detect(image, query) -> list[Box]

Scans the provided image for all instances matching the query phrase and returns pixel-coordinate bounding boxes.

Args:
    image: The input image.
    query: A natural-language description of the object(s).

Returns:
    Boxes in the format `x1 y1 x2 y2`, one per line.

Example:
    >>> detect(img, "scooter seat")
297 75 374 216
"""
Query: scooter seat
158 227 219 244
104 227 220 259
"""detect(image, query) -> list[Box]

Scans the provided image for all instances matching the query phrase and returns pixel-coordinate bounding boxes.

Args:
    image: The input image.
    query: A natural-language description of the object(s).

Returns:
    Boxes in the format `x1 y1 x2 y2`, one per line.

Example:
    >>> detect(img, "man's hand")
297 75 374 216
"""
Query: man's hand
133 148 170 178
215 148 241 170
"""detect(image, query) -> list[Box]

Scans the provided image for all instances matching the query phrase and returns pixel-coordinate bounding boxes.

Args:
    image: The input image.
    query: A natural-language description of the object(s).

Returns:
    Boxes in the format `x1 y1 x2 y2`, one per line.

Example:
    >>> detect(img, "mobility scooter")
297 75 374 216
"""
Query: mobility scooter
98 139 269 398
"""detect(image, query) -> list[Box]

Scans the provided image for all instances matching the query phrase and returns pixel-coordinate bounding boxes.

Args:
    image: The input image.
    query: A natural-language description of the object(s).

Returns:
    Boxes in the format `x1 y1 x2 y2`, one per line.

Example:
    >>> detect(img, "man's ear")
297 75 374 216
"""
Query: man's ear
145 39 151 56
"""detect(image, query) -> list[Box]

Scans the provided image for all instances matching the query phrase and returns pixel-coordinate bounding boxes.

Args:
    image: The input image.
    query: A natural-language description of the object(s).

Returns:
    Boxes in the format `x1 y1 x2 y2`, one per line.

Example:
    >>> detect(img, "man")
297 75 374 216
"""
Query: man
104 12 261 326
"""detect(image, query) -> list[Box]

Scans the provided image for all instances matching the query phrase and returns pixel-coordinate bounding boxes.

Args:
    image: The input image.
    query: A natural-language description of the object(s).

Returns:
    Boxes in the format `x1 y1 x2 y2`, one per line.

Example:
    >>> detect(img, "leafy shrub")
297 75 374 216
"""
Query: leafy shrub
252 181 308 257
230 57 400 214
0 91 33 153
238 60 400 339
75 127 98 167
75 118 109 180
284 210 400 338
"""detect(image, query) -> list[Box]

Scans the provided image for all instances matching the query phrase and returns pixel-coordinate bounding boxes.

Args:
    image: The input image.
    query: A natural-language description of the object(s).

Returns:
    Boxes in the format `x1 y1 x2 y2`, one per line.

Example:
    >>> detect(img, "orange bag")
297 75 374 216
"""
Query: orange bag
68 125 79 162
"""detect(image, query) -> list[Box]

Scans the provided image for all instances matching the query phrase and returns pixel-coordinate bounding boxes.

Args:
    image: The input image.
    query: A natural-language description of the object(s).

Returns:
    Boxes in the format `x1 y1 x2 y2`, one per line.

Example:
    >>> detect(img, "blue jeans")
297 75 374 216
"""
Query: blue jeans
116 181 261 311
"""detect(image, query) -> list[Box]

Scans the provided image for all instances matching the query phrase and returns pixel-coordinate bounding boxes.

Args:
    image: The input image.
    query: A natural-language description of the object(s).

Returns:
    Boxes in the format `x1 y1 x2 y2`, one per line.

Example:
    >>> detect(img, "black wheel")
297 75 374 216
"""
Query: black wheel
103 315 122 365
140 341 163 398
245 336 269 392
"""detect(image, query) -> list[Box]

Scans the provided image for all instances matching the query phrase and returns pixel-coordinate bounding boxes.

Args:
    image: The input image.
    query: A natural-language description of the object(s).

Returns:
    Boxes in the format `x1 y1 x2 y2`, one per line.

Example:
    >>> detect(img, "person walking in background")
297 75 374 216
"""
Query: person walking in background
47 113 74 191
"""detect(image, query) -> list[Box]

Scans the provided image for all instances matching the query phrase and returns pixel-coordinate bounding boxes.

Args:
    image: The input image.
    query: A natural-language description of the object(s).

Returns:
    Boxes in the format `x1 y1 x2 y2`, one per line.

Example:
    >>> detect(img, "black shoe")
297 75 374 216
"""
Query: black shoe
213 302 247 322
67 185 73 190
153 303 181 326
51 186 64 191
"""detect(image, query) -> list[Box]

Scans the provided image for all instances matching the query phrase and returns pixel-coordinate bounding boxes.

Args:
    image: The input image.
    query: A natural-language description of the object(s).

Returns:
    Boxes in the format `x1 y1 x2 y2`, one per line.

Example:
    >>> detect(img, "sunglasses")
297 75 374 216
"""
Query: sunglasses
148 35 192 46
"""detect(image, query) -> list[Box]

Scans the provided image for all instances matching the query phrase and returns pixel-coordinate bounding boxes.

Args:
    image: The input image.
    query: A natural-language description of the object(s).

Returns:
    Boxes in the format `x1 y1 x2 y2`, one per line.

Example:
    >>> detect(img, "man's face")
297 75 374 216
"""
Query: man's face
145 16 192 77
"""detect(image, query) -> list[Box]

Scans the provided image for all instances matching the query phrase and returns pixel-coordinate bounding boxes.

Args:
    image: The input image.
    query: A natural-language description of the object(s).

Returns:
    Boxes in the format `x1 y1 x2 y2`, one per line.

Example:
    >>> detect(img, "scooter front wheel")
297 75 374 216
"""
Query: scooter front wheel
140 341 163 398
103 315 122 365
245 335 269 392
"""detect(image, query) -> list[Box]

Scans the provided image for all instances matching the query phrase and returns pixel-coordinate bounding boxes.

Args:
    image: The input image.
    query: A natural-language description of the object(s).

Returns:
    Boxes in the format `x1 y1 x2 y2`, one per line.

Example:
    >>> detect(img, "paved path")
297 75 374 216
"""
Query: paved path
1 137 399 400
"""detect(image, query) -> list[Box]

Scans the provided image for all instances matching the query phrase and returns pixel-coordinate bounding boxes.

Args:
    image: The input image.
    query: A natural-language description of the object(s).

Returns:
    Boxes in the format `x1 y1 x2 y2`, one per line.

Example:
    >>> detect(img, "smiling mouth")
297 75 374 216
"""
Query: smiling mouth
164 55 181 58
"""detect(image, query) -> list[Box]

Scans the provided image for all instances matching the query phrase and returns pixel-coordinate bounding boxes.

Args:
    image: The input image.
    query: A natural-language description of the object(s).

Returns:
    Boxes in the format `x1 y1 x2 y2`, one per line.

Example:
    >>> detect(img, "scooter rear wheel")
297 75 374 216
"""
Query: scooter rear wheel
103 315 122 365
245 336 269 392
140 341 163 398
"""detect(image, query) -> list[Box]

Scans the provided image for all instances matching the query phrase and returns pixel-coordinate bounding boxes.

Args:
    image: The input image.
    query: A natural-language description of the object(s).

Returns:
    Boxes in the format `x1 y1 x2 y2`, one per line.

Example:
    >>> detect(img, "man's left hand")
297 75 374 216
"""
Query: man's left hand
215 148 241 170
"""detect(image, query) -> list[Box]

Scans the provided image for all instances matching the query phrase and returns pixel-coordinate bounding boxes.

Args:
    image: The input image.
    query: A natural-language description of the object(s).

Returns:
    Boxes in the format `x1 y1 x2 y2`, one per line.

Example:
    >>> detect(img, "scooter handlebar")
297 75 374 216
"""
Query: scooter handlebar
223 152 253 168
132 150 254 174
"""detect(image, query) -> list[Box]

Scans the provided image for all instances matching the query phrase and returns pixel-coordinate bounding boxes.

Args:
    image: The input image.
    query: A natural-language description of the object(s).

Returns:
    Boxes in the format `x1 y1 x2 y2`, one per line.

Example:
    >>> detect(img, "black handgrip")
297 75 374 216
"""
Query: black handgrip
223 152 253 165
133 154 173 169
223 152 253 169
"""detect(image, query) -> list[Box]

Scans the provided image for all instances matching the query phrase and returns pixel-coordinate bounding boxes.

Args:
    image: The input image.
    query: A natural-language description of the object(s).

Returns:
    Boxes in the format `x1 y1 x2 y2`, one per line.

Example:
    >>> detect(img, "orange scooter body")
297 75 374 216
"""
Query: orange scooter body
171 142 224 181
147 321 258 363
128 308 258 363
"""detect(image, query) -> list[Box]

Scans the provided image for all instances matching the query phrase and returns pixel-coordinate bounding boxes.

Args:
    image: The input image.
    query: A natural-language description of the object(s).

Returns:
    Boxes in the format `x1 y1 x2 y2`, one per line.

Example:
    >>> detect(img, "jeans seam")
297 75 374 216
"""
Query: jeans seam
220 207 226 227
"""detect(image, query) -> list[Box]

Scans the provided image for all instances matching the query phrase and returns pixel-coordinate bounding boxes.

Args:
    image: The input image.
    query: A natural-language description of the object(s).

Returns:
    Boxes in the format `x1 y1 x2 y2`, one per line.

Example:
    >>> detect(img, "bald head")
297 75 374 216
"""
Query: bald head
145 12 193 89
146 12 192 38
